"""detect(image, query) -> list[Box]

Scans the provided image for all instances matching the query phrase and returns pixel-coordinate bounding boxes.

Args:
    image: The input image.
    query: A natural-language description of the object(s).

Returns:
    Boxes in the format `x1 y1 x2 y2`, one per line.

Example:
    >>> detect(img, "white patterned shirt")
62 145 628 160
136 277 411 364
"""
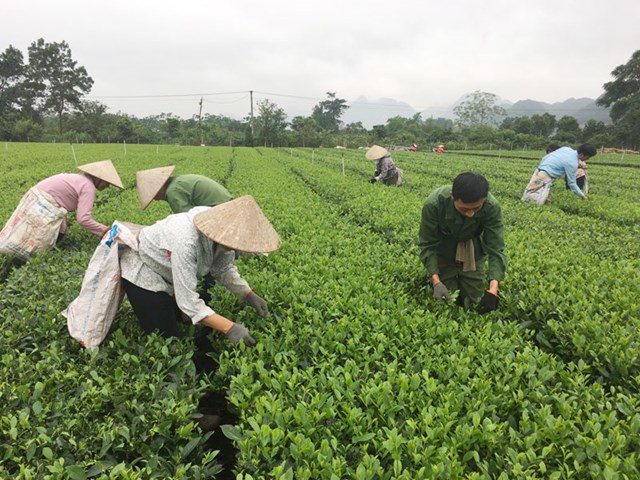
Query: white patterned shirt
119 207 251 324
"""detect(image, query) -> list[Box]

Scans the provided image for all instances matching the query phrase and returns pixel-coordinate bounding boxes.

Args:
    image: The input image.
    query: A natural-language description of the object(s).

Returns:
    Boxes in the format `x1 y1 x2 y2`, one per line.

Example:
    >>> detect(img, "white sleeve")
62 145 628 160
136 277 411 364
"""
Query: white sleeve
210 249 251 300
171 243 215 324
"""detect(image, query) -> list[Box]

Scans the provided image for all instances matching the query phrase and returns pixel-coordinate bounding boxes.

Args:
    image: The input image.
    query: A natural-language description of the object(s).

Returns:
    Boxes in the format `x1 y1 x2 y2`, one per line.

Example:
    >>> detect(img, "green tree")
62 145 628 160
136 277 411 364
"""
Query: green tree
65 100 109 142
554 115 580 143
26 39 94 136
453 91 507 127
12 118 43 142
343 121 371 148
114 116 135 142
512 116 533 135
597 50 640 148
0 45 26 116
255 99 287 147
311 92 348 132
371 124 387 143
465 124 498 147
581 119 606 143
290 116 322 147
164 117 182 142
530 113 556 137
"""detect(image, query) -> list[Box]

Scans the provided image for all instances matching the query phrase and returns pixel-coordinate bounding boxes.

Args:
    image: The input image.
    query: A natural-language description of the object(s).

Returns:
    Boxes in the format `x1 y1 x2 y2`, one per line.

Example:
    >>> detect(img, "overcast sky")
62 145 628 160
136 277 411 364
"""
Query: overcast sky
4 0 639 121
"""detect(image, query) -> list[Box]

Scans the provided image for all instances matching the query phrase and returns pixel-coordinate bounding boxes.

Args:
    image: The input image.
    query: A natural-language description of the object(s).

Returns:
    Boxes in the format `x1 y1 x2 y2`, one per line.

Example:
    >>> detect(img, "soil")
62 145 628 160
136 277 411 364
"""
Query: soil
198 390 240 479
193 335 240 479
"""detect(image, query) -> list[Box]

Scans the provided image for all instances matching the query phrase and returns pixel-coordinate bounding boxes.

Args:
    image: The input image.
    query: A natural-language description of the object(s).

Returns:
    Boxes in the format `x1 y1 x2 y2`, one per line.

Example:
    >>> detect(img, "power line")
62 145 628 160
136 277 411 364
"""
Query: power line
87 90 249 99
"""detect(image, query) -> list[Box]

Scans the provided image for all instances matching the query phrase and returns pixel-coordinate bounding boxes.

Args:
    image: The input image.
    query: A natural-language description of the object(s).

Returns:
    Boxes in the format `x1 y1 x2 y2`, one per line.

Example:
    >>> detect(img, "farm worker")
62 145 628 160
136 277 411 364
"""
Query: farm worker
437 144 445 153
135 166 233 213
136 166 239 306
118 195 281 345
409 143 418 152
546 144 560 154
419 172 506 314
565 158 589 193
366 145 404 186
0 160 124 263
521 144 596 205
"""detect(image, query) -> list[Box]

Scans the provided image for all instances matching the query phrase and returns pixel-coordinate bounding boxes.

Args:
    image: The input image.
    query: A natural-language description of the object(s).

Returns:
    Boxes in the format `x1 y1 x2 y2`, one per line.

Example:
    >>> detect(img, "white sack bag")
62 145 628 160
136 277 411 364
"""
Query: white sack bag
0 188 67 261
62 221 140 348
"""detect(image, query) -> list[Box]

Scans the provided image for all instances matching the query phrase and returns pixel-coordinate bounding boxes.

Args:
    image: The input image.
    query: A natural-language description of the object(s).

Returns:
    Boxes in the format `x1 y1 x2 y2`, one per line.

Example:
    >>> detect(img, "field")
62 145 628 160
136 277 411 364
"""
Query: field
1 143 639 479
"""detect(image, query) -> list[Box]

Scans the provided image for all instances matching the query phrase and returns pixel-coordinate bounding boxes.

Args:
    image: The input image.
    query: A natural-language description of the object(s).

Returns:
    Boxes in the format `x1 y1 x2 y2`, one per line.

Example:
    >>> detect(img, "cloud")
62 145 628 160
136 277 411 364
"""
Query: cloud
4 0 639 119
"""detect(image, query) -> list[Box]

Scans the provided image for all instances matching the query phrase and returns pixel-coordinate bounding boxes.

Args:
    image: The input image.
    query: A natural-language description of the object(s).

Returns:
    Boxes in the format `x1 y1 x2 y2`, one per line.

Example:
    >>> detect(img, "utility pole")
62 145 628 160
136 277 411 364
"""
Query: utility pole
249 90 255 140
198 97 204 146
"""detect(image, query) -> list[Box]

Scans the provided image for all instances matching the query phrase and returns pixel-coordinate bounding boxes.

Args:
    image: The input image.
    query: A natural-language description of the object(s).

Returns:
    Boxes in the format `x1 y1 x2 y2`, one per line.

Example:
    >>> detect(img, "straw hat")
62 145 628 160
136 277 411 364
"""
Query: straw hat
365 145 389 160
194 195 281 254
77 160 124 189
136 166 176 209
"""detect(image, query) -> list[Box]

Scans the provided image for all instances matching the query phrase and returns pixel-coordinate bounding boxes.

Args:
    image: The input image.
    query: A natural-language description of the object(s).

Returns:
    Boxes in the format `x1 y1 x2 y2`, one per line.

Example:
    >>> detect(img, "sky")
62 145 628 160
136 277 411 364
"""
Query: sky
3 0 639 121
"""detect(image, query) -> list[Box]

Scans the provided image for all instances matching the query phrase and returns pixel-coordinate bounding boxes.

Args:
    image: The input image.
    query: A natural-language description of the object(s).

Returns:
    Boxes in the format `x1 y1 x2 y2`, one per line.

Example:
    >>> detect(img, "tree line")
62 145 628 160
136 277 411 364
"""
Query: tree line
1 40 638 150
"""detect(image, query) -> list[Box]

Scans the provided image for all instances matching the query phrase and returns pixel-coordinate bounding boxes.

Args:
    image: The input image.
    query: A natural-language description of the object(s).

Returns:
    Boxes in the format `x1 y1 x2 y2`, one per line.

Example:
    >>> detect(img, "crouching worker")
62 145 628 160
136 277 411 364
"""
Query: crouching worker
418 173 506 314
118 195 281 345
366 145 404 186
522 144 596 205
0 160 123 266
135 166 233 213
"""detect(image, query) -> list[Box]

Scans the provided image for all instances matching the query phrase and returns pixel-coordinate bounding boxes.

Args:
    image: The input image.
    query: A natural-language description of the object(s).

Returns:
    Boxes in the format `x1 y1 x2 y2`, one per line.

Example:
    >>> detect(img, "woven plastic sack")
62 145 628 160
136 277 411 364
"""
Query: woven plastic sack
62 221 140 348
0 188 66 261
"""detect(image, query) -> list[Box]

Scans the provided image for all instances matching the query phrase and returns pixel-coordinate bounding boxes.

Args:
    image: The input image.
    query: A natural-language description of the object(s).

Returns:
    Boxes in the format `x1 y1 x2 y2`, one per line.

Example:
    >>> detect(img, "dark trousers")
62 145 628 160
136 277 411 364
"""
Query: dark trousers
122 279 183 337
565 176 586 190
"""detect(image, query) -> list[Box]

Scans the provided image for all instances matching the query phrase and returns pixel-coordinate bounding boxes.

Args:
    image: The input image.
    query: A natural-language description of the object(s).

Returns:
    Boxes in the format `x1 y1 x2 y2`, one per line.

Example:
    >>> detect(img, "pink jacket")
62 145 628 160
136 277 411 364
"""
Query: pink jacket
35 173 108 236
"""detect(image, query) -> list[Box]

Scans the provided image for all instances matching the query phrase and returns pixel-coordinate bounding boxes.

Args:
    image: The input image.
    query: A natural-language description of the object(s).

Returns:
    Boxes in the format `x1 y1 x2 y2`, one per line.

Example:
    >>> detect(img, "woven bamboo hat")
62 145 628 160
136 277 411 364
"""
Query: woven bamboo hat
77 160 124 189
136 165 176 209
194 195 281 254
365 145 388 160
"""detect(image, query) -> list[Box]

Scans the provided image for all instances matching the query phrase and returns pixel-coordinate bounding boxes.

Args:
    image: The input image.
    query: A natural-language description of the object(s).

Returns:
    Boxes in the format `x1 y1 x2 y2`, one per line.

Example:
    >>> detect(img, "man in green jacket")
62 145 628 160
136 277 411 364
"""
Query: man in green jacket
136 166 233 214
418 172 506 314
136 166 267 316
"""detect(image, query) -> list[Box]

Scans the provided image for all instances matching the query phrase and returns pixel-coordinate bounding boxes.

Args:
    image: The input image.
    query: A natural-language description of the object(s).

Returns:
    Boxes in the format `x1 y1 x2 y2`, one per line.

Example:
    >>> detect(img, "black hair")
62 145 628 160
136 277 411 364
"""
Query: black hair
546 144 560 154
451 172 489 203
577 144 597 158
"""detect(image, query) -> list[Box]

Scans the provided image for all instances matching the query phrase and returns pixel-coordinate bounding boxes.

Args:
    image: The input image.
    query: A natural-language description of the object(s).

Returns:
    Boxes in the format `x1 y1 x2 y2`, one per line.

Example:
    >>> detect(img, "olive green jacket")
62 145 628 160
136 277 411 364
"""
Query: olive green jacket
418 186 506 281
165 175 232 214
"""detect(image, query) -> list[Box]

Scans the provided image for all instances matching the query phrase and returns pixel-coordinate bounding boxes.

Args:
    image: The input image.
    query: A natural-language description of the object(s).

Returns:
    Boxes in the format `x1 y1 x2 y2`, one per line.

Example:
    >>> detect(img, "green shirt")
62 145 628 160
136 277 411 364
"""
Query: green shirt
418 186 506 281
165 175 233 214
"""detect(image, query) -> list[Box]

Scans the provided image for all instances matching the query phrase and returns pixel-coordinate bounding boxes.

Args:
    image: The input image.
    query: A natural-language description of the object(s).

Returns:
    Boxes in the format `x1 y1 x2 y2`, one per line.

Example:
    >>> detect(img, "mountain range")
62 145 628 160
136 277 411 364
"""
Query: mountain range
342 95 611 129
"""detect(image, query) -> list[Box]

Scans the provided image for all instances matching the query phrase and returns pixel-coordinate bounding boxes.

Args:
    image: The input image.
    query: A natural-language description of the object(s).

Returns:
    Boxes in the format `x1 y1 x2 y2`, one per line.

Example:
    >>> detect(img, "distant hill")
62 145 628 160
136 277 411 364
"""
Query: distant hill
506 98 610 124
341 94 611 128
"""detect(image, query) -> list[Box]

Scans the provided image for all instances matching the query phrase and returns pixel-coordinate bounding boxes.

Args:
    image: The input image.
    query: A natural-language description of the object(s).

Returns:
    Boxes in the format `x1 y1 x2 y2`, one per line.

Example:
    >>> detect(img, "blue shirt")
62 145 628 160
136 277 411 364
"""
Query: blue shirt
537 146 585 197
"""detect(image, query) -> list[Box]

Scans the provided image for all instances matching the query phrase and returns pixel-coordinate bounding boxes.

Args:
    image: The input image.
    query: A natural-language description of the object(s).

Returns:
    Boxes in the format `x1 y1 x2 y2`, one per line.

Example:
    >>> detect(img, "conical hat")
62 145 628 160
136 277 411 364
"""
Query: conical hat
365 145 389 160
194 195 281 254
77 160 124 189
136 166 176 209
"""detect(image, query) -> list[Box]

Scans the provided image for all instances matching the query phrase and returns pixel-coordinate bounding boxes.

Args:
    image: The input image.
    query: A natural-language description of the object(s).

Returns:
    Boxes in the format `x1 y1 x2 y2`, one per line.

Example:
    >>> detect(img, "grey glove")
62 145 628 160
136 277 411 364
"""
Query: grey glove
433 282 451 302
226 323 256 347
245 292 269 317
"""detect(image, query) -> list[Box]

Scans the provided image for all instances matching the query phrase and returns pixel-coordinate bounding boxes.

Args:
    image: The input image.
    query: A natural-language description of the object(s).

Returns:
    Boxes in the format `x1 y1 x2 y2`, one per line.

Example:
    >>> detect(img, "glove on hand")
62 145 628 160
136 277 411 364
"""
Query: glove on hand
245 293 269 317
433 282 451 302
226 323 257 346
477 291 499 314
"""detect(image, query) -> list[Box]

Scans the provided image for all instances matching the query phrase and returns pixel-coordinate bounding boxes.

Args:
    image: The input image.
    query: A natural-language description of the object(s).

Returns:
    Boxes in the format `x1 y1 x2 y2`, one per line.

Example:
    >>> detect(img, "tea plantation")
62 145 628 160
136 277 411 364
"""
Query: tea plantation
1 143 639 479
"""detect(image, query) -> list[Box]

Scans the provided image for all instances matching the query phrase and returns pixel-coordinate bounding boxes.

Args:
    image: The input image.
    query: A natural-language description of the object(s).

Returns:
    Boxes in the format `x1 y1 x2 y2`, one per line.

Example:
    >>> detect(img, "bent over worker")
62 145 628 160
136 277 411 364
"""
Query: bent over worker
0 160 123 263
366 145 404 186
136 166 232 213
118 196 280 344
136 166 244 307
521 144 596 205
419 172 506 314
